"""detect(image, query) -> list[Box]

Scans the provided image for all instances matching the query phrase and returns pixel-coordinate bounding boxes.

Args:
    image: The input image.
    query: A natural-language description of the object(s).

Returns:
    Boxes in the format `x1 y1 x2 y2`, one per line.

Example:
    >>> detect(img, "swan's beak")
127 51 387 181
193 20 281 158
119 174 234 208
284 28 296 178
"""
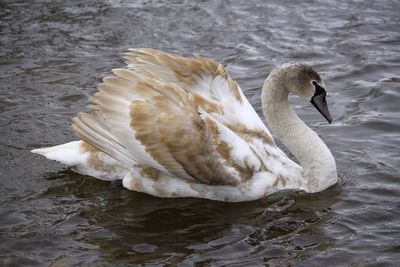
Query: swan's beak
310 83 332 123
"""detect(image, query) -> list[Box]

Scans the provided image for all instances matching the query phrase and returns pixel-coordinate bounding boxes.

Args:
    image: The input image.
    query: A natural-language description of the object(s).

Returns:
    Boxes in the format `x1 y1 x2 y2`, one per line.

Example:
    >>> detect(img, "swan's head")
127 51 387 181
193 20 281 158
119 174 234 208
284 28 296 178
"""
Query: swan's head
270 62 333 123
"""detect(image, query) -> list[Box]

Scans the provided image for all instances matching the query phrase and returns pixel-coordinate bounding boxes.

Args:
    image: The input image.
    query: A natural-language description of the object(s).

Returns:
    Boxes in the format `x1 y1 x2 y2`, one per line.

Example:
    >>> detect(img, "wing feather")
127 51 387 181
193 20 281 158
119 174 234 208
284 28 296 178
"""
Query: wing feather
72 113 135 167
125 49 273 130
73 67 243 185
125 48 243 102
72 48 281 186
125 48 277 163
126 76 240 184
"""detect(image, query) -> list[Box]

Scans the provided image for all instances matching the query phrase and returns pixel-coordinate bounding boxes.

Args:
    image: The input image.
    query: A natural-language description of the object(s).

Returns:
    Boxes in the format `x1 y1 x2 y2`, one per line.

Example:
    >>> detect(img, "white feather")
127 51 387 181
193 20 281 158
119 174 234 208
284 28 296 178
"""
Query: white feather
31 141 87 166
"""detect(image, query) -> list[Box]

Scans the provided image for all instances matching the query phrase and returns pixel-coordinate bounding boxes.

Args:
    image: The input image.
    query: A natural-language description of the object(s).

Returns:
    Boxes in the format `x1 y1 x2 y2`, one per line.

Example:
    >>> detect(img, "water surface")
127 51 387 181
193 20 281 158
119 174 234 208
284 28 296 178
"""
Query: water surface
1 0 400 266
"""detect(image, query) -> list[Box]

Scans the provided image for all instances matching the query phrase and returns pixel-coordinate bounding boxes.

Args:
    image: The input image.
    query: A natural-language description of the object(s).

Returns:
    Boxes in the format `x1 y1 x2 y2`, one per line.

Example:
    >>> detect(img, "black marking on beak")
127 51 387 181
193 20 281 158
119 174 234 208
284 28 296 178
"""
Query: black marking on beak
310 81 332 123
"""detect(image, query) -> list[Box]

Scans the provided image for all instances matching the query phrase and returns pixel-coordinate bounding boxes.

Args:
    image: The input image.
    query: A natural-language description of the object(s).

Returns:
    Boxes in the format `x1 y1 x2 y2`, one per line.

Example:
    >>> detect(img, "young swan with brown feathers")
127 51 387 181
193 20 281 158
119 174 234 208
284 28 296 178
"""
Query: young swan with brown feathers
32 49 337 202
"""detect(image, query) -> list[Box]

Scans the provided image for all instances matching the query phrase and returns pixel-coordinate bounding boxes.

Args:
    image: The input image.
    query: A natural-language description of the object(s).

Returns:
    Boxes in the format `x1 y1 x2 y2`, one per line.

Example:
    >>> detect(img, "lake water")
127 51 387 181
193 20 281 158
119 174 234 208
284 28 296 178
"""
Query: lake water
1 0 399 266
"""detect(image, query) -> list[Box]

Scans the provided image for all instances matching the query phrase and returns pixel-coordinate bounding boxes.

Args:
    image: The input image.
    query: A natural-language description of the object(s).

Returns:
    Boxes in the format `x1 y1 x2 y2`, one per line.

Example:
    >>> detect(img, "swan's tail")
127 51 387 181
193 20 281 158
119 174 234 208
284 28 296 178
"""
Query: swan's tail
31 141 88 166
31 141 128 181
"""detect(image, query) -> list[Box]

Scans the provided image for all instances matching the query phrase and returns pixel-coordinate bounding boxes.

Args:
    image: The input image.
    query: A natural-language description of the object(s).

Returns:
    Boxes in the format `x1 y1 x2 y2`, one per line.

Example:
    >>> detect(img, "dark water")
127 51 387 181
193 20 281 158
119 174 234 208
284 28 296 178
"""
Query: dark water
1 0 399 265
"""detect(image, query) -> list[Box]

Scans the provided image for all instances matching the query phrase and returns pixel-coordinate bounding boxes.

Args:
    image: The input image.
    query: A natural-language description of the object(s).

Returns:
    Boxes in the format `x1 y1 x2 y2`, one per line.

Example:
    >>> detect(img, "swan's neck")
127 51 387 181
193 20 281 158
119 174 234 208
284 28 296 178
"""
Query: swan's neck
261 77 337 192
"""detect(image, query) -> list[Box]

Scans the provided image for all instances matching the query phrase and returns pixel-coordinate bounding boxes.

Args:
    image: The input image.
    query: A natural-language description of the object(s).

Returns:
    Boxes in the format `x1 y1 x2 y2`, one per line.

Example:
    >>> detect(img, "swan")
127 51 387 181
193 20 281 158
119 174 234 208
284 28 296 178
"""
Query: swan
31 48 337 202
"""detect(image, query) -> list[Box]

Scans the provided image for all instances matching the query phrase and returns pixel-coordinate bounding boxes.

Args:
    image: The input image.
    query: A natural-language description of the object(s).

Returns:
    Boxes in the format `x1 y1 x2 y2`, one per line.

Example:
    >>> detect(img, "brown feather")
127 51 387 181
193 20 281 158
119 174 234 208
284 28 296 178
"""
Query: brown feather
203 116 256 181
125 48 242 102
128 78 239 185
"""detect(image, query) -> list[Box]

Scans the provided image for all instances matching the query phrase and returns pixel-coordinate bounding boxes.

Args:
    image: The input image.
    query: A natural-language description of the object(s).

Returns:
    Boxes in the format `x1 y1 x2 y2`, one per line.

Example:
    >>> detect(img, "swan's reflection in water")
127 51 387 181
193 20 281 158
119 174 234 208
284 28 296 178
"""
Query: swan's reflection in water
40 170 341 265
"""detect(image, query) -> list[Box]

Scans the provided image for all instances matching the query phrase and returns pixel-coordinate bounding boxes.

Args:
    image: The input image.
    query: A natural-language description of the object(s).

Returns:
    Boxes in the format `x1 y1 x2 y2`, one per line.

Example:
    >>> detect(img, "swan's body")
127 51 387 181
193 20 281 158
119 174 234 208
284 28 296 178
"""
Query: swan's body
32 49 337 202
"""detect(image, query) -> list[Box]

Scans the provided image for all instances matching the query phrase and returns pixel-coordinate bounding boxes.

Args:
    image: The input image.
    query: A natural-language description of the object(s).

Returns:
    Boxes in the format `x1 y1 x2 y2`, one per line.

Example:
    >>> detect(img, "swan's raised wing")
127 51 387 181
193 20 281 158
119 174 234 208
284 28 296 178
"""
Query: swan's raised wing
125 49 271 132
72 68 264 185
125 49 279 168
